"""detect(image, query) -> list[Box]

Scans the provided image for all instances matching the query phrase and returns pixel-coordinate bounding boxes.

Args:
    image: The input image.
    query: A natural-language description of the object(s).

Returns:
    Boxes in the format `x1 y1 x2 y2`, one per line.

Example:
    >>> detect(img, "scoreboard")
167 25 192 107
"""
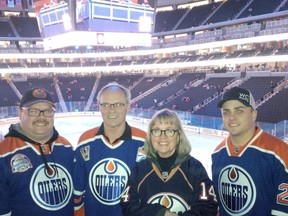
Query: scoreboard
84 0 154 33
37 0 154 49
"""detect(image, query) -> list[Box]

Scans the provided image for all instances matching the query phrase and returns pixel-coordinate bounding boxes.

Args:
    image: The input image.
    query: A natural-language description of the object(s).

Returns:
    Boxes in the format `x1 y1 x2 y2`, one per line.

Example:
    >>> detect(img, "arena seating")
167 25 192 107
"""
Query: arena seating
237 0 282 18
134 72 204 109
154 8 188 32
13 76 59 103
205 0 251 24
154 0 284 34
194 76 286 121
1 72 288 124
256 88 288 123
130 76 170 99
0 19 15 37
163 77 233 111
10 16 41 38
0 79 19 107
176 2 222 30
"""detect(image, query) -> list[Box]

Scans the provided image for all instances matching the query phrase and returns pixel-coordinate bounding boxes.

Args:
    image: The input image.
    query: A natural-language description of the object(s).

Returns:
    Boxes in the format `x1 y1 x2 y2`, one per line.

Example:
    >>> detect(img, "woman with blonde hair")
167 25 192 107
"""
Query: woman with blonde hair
121 109 218 216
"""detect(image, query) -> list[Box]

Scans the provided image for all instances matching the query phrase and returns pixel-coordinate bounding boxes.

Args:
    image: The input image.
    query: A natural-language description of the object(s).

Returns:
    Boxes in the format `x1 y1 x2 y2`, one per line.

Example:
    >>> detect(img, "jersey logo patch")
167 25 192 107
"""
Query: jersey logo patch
89 158 130 205
147 192 190 214
136 147 146 162
80 146 90 161
11 154 33 173
218 165 256 215
30 163 73 211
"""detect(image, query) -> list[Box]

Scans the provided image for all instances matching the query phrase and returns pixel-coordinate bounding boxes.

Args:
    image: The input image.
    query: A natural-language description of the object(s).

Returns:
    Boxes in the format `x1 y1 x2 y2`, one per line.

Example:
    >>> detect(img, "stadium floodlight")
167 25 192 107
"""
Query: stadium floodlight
139 16 152 33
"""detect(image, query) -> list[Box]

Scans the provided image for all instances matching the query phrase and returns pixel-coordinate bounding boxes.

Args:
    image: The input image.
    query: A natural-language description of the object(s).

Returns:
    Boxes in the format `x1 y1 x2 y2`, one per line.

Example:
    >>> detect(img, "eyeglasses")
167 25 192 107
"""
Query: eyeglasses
22 107 55 117
150 128 178 137
99 103 126 111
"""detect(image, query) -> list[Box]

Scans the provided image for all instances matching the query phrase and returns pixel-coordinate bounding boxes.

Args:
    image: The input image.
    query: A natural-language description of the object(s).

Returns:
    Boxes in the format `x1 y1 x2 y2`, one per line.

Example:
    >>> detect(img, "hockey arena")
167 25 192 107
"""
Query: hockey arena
1 0 288 215
1 0 288 172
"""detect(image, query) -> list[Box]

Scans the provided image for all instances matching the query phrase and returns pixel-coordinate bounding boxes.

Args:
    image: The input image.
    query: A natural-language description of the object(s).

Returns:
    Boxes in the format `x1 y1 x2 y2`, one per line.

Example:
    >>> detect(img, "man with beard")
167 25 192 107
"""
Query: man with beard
0 88 74 216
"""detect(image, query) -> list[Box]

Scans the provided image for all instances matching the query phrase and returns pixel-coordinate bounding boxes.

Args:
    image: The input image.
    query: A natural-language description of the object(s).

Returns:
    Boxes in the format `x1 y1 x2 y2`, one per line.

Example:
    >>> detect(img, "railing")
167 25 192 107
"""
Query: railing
1 101 287 142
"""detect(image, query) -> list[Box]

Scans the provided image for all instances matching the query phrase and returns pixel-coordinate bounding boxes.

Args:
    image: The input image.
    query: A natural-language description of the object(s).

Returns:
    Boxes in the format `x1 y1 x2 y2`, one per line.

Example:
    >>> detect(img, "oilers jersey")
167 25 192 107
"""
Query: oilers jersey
73 123 146 216
121 154 218 216
212 127 288 215
0 124 74 216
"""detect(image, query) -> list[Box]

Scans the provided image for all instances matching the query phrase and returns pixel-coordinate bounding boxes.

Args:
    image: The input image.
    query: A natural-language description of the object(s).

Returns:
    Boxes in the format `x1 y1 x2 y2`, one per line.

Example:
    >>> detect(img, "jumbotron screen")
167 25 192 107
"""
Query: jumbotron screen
34 0 154 49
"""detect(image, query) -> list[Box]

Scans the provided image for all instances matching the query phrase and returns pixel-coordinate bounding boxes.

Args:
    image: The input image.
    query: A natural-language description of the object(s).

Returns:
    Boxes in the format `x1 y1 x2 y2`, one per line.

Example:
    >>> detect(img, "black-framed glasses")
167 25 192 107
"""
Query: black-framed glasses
21 107 55 117
150 128 178 137
99 103 126 111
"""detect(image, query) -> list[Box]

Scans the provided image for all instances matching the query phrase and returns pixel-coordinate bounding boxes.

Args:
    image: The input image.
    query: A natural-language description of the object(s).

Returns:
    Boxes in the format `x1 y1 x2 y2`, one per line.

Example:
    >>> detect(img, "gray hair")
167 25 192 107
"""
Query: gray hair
96 82 131 104
144 108 192 158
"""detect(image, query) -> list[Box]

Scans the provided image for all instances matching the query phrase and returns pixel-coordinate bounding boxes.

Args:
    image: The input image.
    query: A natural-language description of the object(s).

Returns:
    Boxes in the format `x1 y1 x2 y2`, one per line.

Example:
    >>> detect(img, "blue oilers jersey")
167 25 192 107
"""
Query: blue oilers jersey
212 127 288 216
73 123 146 216
0 130 74 216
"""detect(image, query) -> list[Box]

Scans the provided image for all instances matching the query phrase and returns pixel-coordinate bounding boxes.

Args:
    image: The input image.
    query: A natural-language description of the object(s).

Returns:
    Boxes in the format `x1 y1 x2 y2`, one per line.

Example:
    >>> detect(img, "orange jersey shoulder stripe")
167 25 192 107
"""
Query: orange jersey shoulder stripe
77 127 100 144
0 136 73 156
213 139 226 153
252 131 288 170
56 136 73 146
0 137 28 156
131 126 146 139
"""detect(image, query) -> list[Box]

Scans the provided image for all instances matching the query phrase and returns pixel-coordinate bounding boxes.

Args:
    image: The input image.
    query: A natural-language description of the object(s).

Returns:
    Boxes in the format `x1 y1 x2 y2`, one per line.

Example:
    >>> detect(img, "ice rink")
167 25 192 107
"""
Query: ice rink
0 115 224 177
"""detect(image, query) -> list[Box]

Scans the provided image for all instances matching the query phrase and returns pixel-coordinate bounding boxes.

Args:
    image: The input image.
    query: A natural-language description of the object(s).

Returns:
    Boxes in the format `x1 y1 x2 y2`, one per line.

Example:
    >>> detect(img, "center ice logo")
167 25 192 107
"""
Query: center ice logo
30 163 73 210
89 158 130 205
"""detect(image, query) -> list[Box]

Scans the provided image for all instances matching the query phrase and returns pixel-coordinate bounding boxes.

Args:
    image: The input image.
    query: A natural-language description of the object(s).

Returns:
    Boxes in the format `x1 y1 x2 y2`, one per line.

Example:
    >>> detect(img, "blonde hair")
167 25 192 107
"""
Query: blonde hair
144 108 192 158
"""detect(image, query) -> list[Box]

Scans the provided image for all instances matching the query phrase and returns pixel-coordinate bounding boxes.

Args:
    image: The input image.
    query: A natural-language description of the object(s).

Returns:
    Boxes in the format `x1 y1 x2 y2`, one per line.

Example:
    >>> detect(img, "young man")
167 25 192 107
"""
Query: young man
73 83 146 216
0 88 74 216
212 86 288 215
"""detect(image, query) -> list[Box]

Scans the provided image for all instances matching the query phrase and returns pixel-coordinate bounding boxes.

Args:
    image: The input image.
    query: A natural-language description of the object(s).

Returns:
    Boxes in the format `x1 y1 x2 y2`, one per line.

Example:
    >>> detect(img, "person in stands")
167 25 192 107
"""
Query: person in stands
212 86 288 215
0 88 74 216
73 83 146 216
121 108 218 216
